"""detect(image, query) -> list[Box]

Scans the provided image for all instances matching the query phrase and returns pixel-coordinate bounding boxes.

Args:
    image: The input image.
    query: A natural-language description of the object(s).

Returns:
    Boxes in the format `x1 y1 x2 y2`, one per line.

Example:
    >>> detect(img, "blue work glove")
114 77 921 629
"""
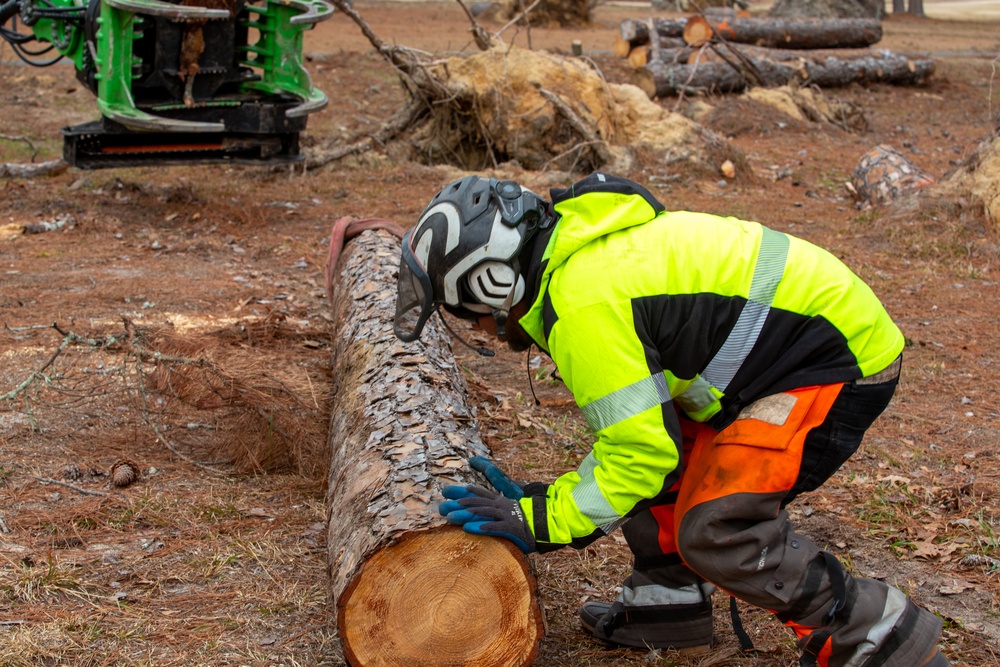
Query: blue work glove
469 456 524 499
439 485 536 554
468 456 550 499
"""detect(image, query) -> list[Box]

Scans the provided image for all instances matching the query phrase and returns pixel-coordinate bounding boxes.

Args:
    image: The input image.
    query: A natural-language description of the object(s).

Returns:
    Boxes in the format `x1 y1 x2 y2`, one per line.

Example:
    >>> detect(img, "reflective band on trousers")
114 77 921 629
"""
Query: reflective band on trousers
579 226 791 433
843 587 908 667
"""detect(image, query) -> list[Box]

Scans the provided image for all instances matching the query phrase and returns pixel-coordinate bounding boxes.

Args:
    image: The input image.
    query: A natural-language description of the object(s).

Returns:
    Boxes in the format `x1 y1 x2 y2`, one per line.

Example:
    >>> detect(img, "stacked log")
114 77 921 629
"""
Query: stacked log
619 14 934 98
681 15 882 48
633 49 934 98
326 229 545 667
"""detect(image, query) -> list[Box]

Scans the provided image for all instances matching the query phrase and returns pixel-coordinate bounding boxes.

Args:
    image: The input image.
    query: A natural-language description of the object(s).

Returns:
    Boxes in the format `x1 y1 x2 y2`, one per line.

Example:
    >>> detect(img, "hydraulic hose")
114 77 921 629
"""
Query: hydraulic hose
0 0 20 24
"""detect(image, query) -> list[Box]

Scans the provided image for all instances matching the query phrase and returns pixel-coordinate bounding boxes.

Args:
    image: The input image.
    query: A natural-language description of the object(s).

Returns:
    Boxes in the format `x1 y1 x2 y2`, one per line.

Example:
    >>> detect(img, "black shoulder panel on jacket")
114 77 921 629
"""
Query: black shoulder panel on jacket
549 172 665 215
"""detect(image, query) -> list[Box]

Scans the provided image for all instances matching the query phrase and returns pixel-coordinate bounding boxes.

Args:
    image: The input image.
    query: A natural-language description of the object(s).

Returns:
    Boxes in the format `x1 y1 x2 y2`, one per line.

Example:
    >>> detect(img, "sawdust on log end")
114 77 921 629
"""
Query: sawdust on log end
338 527 544 667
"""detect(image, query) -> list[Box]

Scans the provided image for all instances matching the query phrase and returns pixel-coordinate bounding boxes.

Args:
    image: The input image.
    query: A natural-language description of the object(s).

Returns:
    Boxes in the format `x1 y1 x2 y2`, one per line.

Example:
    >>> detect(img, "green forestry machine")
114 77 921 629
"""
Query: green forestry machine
0 0 333 168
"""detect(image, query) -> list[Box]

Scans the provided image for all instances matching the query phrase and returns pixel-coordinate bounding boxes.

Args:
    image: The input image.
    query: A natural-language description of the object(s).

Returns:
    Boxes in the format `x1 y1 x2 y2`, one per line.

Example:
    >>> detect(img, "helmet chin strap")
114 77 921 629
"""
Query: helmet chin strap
492 286 518 338
437 310 495 357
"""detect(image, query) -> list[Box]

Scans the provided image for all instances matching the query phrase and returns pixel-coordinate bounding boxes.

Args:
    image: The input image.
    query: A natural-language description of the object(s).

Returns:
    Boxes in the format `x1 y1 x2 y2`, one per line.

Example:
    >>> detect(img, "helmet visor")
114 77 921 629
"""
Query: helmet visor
394 230 435 342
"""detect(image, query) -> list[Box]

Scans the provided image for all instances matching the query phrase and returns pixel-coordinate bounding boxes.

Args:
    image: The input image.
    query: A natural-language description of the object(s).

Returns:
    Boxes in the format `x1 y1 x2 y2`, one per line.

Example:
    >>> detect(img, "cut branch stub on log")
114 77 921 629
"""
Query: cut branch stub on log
326 230 544 667
682 15 883 49
632 50 934 98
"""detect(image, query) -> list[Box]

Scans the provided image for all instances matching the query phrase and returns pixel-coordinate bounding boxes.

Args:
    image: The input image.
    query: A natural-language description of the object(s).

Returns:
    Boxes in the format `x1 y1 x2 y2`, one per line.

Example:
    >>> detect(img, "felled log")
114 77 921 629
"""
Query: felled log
682 15 883 48
769 0 884 20
684 44 904 65
616 17 689 56
326 230 545 667
628 44 696 68
633 50 933 97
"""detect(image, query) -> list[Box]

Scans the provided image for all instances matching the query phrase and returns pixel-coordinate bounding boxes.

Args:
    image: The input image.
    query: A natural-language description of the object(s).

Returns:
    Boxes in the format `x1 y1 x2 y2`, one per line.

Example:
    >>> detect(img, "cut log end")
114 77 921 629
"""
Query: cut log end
631 67 659 99
627 45 650 68
614 35 633 59
683 15 714 46
338 527 544 667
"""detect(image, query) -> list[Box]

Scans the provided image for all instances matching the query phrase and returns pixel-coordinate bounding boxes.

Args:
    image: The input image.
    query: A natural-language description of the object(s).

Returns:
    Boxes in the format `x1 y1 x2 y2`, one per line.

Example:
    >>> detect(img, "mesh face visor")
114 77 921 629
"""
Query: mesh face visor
393 229 435 342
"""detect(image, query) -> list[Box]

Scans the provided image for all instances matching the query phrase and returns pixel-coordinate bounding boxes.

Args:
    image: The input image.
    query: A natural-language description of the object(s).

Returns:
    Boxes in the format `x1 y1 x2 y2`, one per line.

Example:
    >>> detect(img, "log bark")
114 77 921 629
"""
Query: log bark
633 50 934 97
682 15 883 48
769 0 884 20
618 17 689 52
326 230 545 667
686 43 906 65
629 45 697 68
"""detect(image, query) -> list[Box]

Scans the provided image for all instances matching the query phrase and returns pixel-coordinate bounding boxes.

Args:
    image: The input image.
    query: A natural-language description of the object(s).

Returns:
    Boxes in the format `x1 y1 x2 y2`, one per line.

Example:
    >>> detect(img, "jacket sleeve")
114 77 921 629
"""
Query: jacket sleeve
519 298 685 552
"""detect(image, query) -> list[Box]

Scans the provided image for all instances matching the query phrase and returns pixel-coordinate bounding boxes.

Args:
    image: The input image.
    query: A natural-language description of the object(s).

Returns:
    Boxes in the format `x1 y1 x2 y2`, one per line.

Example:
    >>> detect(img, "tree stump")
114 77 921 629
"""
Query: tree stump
326 230 545 667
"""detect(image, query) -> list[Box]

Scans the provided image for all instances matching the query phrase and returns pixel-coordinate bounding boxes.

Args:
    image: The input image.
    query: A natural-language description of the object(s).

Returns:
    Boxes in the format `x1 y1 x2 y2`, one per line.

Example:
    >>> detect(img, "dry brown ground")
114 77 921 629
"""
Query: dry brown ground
2 1 999 666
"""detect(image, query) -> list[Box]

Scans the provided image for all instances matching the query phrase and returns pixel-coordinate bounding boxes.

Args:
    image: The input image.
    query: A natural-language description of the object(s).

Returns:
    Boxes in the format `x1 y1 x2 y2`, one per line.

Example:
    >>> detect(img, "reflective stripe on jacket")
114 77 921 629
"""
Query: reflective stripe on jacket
515 172 905 551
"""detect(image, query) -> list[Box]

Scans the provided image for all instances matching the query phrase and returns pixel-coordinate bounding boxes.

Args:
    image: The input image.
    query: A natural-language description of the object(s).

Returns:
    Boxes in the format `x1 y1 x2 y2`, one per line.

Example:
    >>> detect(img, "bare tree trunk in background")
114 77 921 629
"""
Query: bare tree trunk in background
892 0 926 17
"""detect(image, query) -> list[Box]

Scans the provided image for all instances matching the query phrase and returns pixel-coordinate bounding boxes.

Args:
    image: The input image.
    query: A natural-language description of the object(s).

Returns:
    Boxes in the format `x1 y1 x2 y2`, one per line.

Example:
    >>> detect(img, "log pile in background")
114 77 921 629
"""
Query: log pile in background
619 13 935 98
326 229 545 667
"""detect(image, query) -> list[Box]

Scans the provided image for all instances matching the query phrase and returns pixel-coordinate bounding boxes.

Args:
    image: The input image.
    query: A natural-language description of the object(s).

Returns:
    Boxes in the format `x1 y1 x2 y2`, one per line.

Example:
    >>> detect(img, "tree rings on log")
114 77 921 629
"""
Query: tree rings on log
339 527 544 667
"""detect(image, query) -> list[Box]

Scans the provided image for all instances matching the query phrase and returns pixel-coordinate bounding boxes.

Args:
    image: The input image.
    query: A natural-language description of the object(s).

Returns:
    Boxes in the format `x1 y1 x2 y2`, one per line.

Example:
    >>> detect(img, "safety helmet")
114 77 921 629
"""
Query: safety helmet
394 175 554 342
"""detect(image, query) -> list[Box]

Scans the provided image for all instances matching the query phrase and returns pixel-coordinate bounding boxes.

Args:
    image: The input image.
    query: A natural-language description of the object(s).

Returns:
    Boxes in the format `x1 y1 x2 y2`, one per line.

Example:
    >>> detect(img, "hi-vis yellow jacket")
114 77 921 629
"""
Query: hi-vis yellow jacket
515 172 904 551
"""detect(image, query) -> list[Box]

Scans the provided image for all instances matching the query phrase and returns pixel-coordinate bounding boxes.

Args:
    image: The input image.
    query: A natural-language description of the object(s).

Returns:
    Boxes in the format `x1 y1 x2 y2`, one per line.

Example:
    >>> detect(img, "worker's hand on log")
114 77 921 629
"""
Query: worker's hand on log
439 485 536 554
468 456 549 500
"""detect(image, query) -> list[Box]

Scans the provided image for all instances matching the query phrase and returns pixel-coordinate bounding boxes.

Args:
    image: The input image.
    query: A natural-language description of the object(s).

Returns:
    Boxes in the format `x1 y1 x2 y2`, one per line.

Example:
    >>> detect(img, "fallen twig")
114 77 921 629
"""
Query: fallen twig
305 101 426 170
0 133 40 161
0 328 74 402
1 158 70 179
35 476 110 497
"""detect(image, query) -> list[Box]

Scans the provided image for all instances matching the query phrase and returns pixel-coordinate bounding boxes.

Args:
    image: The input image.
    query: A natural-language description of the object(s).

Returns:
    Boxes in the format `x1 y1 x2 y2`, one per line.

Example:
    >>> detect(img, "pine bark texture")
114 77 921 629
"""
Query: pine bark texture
769 0 884 19
633 50 934 97
618 17 690 51
325 230 544 667
671 44 897 65
682 15 883 48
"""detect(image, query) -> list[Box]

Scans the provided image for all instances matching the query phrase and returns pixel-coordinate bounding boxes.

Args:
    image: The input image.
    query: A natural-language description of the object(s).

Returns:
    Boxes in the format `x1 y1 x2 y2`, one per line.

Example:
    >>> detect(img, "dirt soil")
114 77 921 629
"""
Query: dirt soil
2 2 1000 666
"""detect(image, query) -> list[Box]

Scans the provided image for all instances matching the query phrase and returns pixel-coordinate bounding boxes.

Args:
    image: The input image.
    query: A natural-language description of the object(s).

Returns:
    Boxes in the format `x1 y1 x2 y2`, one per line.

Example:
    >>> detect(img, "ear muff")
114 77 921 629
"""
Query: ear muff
464 261 525 312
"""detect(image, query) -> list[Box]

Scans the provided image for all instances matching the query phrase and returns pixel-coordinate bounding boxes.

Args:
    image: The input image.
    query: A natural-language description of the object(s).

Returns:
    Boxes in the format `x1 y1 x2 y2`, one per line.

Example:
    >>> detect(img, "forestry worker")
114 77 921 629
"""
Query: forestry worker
392 172 948 667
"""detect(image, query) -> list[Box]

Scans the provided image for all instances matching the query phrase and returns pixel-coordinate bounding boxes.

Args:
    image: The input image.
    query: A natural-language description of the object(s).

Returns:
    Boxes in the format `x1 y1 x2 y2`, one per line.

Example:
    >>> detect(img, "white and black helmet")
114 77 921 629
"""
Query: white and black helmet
394 176 554 342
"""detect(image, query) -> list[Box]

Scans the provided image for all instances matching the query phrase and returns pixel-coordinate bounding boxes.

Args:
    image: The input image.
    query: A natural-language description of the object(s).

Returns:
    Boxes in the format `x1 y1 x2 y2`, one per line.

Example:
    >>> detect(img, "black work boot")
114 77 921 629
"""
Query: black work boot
579 596 713 652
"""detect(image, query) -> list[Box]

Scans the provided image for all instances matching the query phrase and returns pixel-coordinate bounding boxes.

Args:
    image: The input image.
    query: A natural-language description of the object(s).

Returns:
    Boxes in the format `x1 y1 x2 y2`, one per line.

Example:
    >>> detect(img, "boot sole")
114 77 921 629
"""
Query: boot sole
579 611 711 655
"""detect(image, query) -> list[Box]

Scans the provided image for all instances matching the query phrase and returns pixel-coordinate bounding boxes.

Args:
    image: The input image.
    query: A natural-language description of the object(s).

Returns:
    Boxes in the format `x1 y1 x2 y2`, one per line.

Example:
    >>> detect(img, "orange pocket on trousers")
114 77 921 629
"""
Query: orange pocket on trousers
712 391 814 451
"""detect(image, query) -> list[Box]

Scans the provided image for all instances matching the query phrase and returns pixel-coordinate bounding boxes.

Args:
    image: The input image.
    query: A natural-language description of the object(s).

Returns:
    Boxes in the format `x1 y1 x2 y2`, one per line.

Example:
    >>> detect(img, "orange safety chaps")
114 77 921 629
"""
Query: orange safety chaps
638 383 944 667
